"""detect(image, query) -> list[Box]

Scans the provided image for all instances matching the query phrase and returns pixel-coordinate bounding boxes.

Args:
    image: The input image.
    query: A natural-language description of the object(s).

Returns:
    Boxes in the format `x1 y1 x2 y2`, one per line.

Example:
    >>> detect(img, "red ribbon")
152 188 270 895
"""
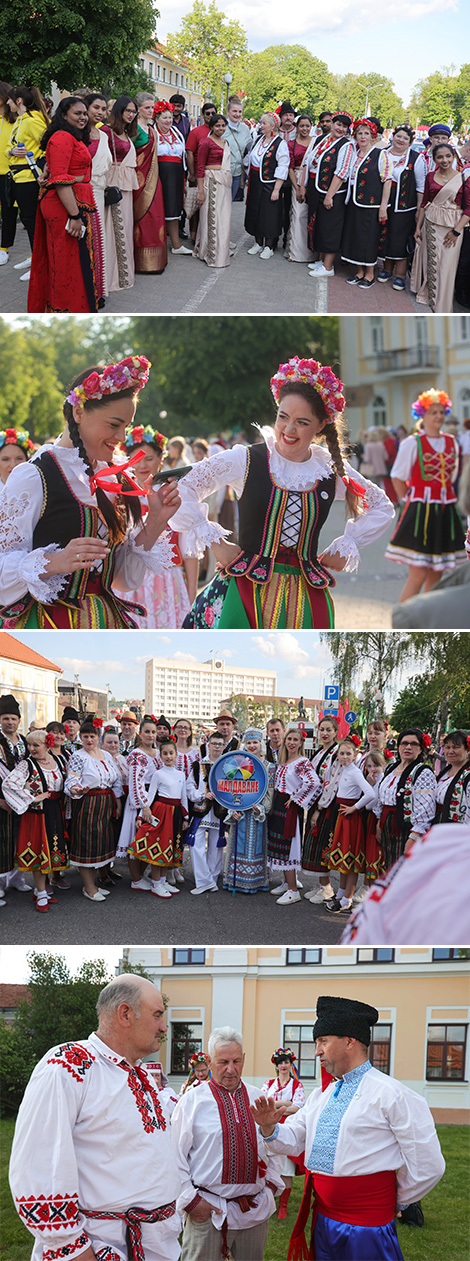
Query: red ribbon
342 475 368 499
89 450 146 497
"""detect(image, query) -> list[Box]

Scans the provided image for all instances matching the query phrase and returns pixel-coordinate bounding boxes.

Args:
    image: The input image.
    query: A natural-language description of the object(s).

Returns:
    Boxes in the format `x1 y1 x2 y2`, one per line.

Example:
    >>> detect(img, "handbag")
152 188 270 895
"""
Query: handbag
104 185 122 206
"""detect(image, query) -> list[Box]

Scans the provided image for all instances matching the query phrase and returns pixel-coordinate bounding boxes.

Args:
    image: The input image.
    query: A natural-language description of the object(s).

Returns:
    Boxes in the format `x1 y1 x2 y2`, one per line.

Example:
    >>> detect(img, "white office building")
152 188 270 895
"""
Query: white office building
145 656 276 724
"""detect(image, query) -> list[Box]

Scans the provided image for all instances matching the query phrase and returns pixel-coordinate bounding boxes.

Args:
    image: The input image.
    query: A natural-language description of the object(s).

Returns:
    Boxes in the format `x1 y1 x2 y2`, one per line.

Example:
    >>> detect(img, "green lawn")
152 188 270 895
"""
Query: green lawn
1 1119 468 1261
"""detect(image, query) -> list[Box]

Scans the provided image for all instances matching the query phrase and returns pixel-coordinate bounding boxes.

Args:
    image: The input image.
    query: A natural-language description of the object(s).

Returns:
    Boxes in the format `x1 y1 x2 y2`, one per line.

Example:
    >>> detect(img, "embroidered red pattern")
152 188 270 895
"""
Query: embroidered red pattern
116 1061 166 1133
16 1192 79 1232
44 1233 89 1259
209 1081 258 1184
46 1043 95 1083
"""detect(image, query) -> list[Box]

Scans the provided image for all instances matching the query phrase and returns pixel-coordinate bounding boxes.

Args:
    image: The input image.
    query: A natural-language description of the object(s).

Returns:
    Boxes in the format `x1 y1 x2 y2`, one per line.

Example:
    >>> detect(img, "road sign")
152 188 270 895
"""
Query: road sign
324 708 339 717
344 711 357 724
324 685 339 702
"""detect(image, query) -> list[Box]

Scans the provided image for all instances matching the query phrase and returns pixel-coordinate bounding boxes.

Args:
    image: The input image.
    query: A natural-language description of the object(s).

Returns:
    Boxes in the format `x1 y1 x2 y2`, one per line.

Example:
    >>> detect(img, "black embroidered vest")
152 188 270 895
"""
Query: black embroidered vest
351 148 386 208
316 136 350 194
260 136 282 183
225 443 336 589
392 149 418 212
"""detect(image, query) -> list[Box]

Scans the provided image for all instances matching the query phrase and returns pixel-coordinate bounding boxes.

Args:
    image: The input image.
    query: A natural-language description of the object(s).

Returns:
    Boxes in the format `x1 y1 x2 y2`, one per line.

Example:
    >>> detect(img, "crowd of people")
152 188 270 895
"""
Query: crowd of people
8 975 446 1261
1 690 468 924
0 353 469 629
1 81 469 311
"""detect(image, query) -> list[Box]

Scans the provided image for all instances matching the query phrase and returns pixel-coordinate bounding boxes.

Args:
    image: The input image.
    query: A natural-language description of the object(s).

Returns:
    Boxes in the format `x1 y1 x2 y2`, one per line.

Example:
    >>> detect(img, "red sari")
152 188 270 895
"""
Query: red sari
133 125 167 274
28 131 99 312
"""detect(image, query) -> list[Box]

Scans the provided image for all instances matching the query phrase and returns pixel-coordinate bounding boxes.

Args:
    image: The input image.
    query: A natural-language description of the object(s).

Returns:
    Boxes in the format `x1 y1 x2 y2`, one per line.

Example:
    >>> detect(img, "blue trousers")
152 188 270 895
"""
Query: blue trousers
314 1213 405 1260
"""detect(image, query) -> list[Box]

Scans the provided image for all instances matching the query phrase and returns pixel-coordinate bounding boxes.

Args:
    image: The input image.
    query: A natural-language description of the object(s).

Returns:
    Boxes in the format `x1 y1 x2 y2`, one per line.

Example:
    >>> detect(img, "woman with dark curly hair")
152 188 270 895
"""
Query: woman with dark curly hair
101 95 138 290
373 728 436 871
27 96 100 312
411 142 470 311
174 357 394 629
0 356 180 628
376 123 419 291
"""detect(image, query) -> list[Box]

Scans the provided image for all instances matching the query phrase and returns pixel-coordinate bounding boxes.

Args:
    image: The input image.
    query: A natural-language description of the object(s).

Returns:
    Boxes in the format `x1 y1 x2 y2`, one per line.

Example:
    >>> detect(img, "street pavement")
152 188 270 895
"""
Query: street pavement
327 497 402 628
1 860 352 947
1 202 432 315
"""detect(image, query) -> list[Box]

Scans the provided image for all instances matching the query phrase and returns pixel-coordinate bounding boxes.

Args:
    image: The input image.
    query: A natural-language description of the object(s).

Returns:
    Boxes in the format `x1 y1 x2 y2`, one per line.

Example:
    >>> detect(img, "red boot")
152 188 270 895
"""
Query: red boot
278 1188 291 1219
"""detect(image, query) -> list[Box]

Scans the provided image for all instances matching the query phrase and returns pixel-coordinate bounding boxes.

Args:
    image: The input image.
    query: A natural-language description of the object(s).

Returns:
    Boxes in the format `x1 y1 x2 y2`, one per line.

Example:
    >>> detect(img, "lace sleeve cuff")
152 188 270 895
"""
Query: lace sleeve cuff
183 520 232 558
127 531 178 575
324 534 361 573
20 545 68 603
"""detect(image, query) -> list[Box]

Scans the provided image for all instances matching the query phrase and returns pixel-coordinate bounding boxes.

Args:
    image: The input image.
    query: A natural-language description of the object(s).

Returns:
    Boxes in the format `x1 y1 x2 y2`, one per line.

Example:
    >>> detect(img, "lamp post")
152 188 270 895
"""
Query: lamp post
223 71 233 114
356 81 370 117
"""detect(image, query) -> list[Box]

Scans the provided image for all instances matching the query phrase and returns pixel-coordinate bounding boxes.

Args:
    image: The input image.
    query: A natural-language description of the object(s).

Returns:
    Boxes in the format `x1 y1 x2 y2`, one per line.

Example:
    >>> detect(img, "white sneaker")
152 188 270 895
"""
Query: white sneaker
309 263 334 277
190 882 218 895
0 250 9 266
276 889 301 905
305 884 335 903
131 878 153 892
151 883 172 897
162 881 180 894
20 269 31 281
247 243 262 255
14 255 32 269
351 886 370 905
259 247 274 260
308 261 323 271
270 882 288 895
7 872 30 891
230 241 237 249
0 898 6 907
171 245 193 255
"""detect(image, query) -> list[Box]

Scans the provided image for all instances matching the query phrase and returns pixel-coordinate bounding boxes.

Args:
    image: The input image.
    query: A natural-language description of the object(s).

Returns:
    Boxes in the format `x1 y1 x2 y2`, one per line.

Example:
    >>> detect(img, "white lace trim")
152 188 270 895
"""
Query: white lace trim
0 490 31 551
257 426 335 489
20 545 68 603
128 531 178 575
324 534 361 573
183 520 231 558
183 453 238 498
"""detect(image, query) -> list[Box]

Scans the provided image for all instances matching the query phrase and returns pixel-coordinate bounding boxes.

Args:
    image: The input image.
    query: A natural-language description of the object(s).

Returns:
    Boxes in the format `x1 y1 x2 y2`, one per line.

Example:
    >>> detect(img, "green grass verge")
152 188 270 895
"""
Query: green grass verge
1 1119 468 1261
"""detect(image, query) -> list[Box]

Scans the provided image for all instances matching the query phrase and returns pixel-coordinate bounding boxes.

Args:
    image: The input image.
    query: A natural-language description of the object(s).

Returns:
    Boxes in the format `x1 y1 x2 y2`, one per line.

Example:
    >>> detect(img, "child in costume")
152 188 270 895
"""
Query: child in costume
128 736 188 897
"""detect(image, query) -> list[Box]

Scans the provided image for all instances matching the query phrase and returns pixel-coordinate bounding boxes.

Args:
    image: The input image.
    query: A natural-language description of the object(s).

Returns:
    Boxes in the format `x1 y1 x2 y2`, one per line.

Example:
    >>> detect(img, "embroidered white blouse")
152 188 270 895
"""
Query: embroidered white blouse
0 444 176 608
3 760 63 811
246 136 290 181
274 758 321 808
170 428 394 571
64 749 123 797
435 767 470 821
261 1076 306 1109
391 434 459 488
9 1032 181 1260
175 747 200 778
373 766 437 833
127 748 162 810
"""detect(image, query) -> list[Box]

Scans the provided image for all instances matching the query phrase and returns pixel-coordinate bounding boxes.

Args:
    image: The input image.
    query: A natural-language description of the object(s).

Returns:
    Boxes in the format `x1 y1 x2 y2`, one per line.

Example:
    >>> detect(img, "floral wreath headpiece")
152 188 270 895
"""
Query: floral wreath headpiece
411 389 452 421
352 118 378 138
189 1052 209 1069
92 715 103 730
154 100 175 116
120 425 167 454
271 1047 299 1079
466 735 470 751
270 357 346 425
0 428 35 453
66 357 151 407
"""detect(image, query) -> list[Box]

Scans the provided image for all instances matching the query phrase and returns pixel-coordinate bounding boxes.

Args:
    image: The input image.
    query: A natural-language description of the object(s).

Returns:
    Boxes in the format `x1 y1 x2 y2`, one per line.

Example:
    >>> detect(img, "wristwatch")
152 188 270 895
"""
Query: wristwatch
451 228 461 237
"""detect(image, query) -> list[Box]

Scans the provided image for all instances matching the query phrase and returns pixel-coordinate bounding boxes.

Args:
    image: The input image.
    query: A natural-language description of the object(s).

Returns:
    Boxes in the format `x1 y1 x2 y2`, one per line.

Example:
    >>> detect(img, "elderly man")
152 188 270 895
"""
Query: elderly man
0 692 29 902
225 96 252 201
9 974 182 1261
252 995 445 1261
171 1026 282 1260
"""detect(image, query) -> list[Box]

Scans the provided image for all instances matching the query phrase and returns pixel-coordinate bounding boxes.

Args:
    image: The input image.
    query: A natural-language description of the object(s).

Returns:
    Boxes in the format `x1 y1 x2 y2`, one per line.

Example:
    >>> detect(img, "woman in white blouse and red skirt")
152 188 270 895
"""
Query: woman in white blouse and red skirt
128 736 189 895
173 357 394 630
65 716 123 903
261 1048 306 1219
374 728 437 871
3 728 69 913
321 736 376 913
267 728 320 905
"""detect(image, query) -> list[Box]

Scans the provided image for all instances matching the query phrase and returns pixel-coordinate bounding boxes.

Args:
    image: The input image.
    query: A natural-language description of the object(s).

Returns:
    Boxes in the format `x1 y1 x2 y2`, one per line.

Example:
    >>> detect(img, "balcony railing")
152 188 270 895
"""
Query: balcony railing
371 346 441 372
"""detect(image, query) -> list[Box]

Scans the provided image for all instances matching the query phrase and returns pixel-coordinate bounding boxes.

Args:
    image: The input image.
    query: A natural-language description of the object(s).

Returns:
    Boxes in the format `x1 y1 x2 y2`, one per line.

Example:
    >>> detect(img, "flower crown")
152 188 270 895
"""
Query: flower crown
270 357 346 424
352 117 377 138
154 100 175 115
0 427 35 453
120 425 167 454
271 1046 296 1064
411 389 452 420
189 1052 209 1068
66 357 151 407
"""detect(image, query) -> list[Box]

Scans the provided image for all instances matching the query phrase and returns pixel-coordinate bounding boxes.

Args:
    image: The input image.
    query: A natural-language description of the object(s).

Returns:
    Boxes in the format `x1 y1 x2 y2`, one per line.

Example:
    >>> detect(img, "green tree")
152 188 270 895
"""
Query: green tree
454 64 470 130
243 46 333 120
390 673 444 735
166 1 250 102
332 72 405 127
320 632 414 698
409 632 470 737
409 68 459 128
0 0 157 96
0 321 63 441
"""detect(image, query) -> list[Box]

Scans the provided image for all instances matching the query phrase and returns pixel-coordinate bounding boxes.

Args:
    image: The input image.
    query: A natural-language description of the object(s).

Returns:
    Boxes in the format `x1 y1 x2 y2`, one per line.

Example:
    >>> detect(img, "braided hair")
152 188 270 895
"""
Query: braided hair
277 381 362 518
63 366 143 543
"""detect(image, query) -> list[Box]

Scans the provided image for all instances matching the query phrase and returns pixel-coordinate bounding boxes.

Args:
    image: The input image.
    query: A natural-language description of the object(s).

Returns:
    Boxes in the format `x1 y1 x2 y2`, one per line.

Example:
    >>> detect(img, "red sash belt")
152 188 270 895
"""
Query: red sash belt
158 155 182 164
380 804 397 828
288 1170 397 1261
82 1201 176 1261
283 798 302 841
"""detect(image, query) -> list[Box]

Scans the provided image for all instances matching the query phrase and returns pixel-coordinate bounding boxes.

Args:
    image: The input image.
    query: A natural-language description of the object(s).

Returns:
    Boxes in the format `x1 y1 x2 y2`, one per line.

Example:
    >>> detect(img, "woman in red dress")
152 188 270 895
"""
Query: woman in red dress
133 92 167 275
28 97 100 313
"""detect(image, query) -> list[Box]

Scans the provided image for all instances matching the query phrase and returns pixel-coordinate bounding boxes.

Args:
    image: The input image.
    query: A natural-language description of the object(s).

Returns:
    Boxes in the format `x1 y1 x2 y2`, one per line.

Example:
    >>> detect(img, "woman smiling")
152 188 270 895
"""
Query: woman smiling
411 142 470 311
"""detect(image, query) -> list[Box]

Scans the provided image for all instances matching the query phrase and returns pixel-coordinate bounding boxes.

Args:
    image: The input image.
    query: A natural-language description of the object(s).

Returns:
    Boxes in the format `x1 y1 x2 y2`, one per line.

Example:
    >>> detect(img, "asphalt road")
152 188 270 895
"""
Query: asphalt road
1 858 350 947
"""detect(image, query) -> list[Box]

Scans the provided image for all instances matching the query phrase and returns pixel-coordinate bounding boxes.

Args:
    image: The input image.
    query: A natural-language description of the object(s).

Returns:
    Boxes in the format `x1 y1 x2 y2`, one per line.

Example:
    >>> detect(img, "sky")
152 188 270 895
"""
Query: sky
157 0 468 107
2 946 124 985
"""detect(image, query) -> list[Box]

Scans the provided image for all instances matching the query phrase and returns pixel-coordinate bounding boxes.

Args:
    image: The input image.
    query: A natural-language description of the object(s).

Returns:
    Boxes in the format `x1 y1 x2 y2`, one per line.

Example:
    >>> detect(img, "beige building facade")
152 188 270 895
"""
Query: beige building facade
0 633 61 729
140 42 204 119
145 656 276 725
340 314 470 439
121 946 470 1120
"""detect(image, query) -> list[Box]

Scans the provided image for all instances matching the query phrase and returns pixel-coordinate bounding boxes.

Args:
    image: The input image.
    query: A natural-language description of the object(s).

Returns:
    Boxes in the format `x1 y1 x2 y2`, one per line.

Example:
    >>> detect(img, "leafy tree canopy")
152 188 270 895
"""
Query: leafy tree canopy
0 0 157 96
243 45 332 120
331 72 405 127
409 67 462 128
166 0 250 102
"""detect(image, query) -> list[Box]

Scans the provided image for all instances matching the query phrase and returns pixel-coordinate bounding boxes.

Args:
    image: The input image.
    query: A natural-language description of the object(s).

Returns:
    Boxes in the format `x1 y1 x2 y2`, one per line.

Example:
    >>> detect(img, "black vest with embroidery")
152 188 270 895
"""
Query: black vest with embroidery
436 764 470 823
352 148 386 207
316 136 350 193
260 137 282 183
393 149 418 211
225 443 336 589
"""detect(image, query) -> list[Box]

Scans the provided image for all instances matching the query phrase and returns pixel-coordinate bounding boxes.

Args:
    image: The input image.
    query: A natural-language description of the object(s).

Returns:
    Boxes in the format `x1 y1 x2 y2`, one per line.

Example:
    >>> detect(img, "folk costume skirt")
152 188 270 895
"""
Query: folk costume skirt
0 806 19 877
378 197 416 261
183 548 335 630
2 572 145 630
385 494 467 570
285 170 315 263
28 186 99 313
307 182 347 254
322 798 366 875
245 167 283 242
16 794 69 873
129 797 184 869
341 202 383 267
70 788 116 869
223 810 269 894
302 800 340 872
363 809 385 880
379 804 409 872
267 791 303 871
194 162 232 268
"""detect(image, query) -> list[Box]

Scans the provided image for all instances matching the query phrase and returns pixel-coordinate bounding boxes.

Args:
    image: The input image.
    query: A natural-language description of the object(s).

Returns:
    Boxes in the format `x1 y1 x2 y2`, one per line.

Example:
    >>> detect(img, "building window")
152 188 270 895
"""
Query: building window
173 948 206 965
156 64 161 79
283 1024 317 1078
169 70 173 83
162 67 166 82
286 949 322 965
175 73 179 85
139 58 145 69
426 1024 467 1081
372 394 387 427
459 316 470 340
458 389 470 423
170 1021 203 1073
369 1023 392 1074
370 317 384 354
357 949 395 963
432 948 470 961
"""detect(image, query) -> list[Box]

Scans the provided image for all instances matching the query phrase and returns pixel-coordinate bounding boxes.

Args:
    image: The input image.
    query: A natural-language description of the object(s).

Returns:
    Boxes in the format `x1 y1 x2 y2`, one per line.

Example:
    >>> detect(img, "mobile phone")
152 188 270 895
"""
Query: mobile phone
151 466 193 485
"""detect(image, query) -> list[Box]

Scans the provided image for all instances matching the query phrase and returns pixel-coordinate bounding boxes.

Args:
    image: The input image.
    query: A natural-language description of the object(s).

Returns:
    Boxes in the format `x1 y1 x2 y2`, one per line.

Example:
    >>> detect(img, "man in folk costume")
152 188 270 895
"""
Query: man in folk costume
9 973 182 1261
119 709 139 755
252 995 445 1261
0 693 30 903
62 705 82 753
186 731 228 893
171 1026 283 1261
200 711 239 760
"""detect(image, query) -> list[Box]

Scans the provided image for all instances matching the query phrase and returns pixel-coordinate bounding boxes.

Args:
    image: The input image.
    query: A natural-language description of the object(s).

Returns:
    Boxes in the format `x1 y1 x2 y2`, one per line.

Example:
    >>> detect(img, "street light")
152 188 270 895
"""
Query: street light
223 71 233 113
356 81 370 117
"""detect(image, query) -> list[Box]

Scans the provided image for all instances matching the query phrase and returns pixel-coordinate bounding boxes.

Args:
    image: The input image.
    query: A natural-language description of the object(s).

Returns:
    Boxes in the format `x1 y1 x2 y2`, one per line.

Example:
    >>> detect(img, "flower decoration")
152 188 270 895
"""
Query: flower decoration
411 389 452 421
384 748 394 761
352 118 378 138
298 728 308 740
270 357 346 424
66 357 151 407
271 1047 296 1063
45 733 55 748
189 1051 209 1067
422 733 432 748
121 425 167 454
466 735 470 750
92 716 103 730
0 428 35 453
349 732 362 748
63 723 70 735
153 100 175 116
